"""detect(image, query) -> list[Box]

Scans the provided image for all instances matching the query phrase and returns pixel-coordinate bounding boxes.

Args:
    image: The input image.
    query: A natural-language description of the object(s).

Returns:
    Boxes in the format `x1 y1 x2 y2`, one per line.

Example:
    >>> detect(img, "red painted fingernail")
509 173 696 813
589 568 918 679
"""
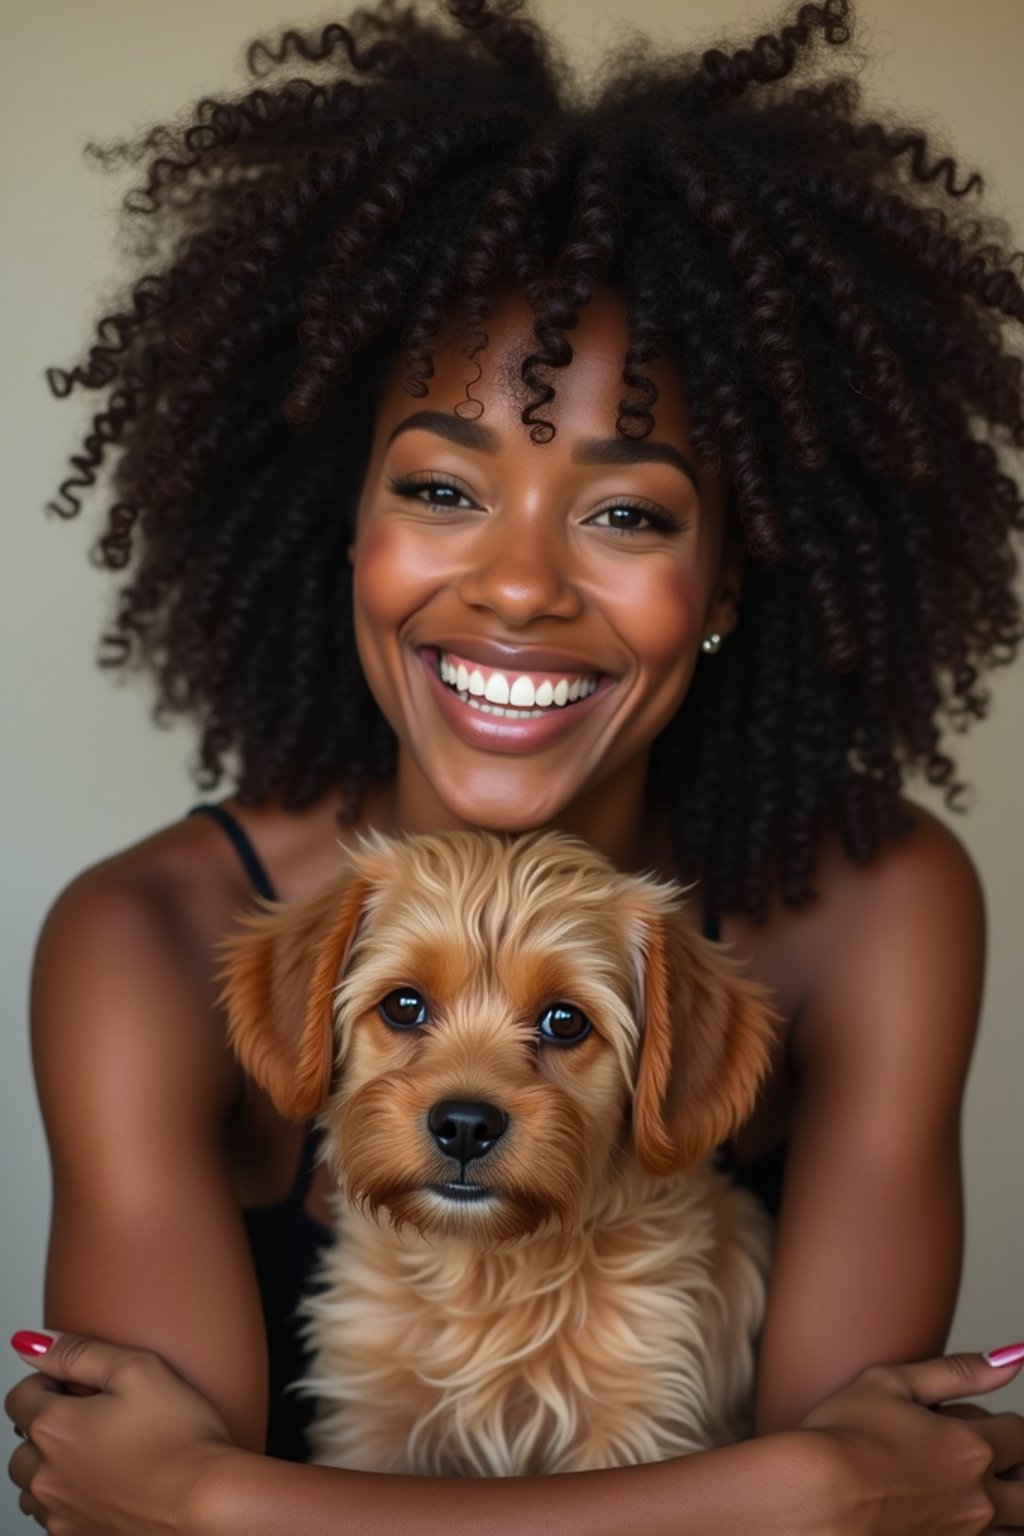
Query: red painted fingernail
984 1341 1024 1368
10 1331 53 1357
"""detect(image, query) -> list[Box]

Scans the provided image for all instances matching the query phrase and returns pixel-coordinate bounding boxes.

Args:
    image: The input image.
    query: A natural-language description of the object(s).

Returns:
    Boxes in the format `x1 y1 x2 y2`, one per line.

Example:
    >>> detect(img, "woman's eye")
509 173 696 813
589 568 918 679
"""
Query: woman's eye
388 476 474 510
587 503 678 534
379 988 429 1029
537 1002 592 1046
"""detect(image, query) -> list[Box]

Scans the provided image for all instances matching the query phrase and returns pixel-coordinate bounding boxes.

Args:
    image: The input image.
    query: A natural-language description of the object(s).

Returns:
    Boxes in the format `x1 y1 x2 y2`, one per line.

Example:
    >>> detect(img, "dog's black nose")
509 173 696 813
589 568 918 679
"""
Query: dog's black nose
427 1099 508 1163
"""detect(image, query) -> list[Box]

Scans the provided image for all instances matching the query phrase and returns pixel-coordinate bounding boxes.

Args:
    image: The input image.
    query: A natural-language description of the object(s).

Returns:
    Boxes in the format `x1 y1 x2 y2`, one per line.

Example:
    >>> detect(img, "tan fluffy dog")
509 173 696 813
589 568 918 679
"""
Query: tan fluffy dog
220 829 776 1475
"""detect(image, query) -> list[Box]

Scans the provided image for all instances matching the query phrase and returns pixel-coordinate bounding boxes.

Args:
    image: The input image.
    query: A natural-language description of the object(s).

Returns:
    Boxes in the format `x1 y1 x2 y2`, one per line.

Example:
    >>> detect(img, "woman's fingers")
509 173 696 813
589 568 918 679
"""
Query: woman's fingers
4 1371 63 1438
939 1402 995 1422
977 1412 1024 1477
8 1437 47 1526
939 1405 1024 1476
11 1332 133 1394
9 1435 36 1486
908 1350 1024 1505
881 1349 1024 1409
989 1477 1024 1532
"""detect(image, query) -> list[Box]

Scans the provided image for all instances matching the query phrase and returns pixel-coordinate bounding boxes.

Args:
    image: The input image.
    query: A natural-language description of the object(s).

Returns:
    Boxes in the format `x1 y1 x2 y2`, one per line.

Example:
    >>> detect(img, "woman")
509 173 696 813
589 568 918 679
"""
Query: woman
6 0 1024 1529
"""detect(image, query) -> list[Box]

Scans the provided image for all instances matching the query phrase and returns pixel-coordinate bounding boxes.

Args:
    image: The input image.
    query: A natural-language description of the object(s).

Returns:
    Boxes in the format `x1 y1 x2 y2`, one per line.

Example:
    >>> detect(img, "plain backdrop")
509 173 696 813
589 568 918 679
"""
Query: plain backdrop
1 2 1022 1530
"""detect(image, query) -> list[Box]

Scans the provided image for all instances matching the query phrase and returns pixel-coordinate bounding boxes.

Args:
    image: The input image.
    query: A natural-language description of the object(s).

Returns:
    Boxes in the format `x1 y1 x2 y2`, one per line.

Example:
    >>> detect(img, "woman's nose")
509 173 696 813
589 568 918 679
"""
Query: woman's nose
456 516 583 627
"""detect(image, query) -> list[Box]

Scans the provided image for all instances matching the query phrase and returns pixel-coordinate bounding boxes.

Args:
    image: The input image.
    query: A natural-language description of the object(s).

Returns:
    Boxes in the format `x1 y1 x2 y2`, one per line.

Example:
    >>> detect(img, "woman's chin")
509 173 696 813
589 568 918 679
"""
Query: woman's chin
441 799 564 836
433 772 573 835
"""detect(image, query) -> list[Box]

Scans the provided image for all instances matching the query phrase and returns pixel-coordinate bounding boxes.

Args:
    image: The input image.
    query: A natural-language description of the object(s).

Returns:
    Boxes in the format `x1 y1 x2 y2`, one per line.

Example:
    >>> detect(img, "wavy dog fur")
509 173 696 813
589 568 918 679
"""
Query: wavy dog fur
220 830 776 1473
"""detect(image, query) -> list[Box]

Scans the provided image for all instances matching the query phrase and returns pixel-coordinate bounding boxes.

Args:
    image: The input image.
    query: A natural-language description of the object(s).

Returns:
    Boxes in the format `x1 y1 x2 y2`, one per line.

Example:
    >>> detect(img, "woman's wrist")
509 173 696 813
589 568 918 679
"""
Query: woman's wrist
184 1443 257 1536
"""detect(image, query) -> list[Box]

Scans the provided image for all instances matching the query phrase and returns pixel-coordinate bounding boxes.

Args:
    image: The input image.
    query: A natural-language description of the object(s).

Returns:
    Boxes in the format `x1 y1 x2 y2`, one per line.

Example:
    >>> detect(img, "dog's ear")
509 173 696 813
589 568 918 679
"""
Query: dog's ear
216 875 370 1120
629 898 777 1175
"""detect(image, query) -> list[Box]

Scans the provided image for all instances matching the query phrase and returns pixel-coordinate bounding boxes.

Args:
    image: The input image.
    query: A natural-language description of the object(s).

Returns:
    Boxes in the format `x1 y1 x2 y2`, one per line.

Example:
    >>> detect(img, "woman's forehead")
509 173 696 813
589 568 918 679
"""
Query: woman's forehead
372 286 698 452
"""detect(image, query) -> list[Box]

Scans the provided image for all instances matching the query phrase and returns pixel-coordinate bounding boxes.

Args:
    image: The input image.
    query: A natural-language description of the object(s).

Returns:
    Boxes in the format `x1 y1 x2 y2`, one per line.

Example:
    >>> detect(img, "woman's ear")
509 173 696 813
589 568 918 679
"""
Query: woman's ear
216 875 370 1120
628 893 778 1175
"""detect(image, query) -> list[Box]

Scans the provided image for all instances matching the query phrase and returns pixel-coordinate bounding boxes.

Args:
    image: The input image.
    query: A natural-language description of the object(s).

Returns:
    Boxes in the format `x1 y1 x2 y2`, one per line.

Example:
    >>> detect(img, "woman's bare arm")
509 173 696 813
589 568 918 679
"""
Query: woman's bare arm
197 1431 836 1536
10 1331 1023 1535
31 866 270 1450
754 811 985 1430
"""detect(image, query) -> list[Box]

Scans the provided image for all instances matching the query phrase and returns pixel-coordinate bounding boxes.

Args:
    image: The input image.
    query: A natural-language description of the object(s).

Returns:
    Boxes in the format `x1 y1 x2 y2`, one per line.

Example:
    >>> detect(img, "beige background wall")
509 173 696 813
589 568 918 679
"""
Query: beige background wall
1 1 1021 1528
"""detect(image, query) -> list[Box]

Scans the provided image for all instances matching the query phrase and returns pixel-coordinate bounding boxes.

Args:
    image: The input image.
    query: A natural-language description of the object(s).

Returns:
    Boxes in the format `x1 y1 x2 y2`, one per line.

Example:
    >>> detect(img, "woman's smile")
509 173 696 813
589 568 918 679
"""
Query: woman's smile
415 642 615 755
351 285 737 838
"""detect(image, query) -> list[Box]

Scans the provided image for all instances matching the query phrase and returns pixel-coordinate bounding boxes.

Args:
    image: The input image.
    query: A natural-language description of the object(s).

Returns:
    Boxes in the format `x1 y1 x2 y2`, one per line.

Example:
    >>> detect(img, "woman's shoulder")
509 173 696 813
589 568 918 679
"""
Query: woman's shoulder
817 800 983 980
38 788 349 947
822 798 981 907
32 792 351 1058
29 804 310 1129
37 807 260 973
805 799 982 964
724 801 984 1054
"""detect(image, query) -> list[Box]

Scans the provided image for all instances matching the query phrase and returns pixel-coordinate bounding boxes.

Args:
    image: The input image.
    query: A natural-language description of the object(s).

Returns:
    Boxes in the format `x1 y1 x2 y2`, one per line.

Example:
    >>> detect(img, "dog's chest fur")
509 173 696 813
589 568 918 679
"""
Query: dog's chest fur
299 1160 771 1475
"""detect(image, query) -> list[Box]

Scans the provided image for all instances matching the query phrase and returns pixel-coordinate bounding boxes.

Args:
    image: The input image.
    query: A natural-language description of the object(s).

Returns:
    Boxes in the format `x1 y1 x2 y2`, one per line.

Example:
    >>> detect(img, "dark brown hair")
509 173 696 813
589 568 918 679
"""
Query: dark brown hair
48 0 1024 916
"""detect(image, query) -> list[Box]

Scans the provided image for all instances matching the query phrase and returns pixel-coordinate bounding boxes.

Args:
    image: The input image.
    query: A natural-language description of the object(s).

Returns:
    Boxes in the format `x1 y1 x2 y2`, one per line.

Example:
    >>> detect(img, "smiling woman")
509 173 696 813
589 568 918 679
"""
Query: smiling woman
352 290 733 835
5 0 1024 1532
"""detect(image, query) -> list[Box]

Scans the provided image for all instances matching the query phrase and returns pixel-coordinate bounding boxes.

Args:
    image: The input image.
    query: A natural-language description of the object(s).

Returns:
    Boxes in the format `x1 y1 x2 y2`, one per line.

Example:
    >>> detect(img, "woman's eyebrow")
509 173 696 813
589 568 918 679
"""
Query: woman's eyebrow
385 411 500 453
384 410 700 490
573 437 700 490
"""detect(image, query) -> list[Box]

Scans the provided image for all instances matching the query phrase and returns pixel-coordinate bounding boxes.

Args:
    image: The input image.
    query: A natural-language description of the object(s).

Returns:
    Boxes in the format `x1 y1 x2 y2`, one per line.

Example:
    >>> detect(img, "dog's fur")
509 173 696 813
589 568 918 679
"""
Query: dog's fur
219 830 776 1475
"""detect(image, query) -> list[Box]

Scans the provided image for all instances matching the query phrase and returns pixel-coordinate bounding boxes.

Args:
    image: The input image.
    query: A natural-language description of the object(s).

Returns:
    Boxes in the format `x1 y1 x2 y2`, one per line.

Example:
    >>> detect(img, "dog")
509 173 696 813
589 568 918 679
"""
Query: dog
219 829 776 1475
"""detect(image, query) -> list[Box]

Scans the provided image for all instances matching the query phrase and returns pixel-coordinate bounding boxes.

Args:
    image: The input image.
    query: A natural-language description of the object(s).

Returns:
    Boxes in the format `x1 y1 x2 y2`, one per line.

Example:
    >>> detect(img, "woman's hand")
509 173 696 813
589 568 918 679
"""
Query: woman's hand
801 1348 1024 1533
5 1331 236 1535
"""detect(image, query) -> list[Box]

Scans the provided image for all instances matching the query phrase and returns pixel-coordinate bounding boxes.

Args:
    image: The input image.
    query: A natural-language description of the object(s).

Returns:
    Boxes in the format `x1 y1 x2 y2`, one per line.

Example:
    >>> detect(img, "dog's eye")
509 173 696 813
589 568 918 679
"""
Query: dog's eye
537 1002 591 1045
379 988 428 1029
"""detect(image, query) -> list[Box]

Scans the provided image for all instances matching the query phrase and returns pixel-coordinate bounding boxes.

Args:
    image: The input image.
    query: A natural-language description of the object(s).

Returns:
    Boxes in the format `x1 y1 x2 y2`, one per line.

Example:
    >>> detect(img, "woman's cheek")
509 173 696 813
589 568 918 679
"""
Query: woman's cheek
351 521 444 731
354 523 430 650
612 560 704 677
634 565 711 743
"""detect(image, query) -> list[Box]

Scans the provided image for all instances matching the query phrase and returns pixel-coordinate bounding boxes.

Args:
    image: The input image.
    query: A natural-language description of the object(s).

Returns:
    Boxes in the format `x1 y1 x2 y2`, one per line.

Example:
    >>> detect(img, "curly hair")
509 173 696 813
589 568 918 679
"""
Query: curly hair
47 0 1024 917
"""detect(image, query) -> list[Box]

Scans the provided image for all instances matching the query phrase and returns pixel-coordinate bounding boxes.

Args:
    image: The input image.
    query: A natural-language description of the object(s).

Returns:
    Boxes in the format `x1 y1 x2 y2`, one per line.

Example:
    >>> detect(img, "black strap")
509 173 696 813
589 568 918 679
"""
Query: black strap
188 803 278 902
189 804 328 1217
288 1120 326 1211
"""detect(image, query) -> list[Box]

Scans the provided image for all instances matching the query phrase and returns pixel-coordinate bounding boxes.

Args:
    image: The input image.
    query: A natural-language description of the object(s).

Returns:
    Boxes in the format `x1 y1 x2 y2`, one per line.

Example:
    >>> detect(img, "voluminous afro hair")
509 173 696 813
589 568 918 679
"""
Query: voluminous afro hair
49 0 1024 917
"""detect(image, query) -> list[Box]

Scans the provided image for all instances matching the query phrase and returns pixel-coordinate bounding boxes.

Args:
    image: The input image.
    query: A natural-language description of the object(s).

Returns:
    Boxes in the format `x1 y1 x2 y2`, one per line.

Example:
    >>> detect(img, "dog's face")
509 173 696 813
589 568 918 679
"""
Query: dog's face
219 831 775 1245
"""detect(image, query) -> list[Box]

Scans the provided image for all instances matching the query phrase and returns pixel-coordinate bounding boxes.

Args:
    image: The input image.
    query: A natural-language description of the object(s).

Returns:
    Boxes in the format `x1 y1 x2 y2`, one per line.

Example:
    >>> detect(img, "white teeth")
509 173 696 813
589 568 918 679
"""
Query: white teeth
435 652 602 715
465 697 547 718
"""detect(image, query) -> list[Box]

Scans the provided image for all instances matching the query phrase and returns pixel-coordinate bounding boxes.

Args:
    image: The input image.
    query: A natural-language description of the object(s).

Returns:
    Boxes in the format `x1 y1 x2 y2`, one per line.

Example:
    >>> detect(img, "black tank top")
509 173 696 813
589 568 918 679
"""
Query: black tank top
702 901 789 1219
190 804 331 1462
190 802 786 1462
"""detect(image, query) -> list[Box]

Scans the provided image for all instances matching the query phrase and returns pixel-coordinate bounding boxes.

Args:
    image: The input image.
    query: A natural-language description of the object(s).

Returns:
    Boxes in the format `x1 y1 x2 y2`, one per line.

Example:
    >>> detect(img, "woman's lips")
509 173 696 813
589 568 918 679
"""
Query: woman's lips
415 647 613 755
422 637 605 674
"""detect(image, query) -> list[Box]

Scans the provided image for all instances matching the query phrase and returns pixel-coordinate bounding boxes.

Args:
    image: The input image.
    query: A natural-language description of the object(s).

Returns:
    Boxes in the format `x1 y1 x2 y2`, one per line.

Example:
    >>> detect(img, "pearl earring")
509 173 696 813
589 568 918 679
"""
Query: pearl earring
701 632 723 655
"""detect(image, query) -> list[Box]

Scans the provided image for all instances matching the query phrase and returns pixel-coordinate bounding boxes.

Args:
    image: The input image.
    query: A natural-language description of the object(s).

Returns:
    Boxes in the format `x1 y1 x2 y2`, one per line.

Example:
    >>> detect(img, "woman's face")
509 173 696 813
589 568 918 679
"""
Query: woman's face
351 287 736 843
